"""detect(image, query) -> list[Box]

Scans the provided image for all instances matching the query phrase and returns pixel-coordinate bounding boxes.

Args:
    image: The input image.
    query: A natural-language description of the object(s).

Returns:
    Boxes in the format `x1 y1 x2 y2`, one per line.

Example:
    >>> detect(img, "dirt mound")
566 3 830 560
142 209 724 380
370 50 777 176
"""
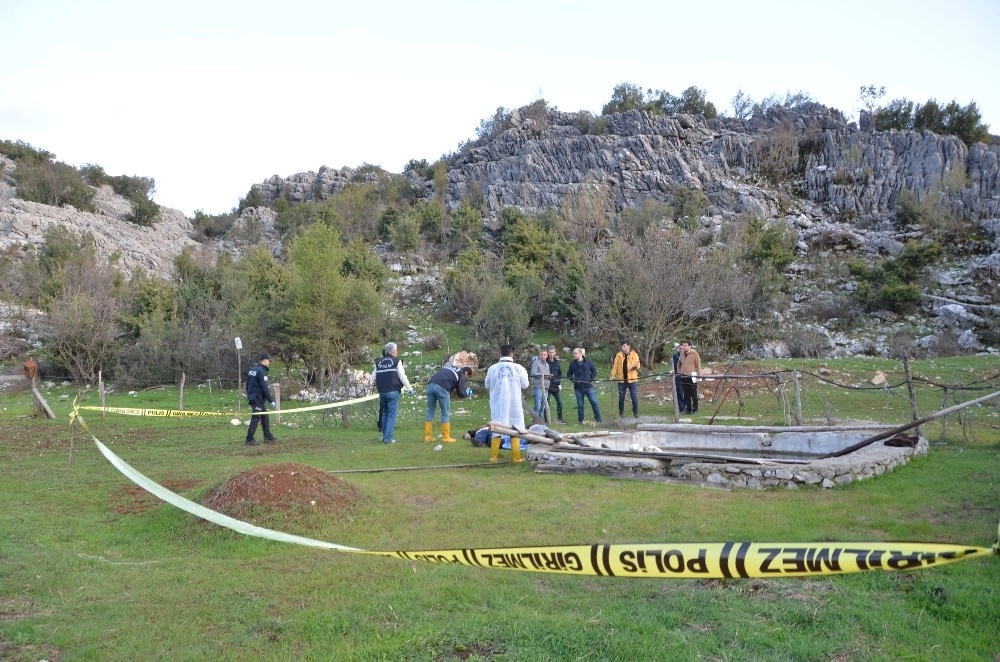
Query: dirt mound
200 463 362 524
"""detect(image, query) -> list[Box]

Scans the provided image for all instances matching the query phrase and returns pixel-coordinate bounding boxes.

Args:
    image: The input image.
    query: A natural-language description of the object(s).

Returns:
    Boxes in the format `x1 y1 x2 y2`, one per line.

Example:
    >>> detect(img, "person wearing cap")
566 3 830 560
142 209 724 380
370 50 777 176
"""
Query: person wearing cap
424 363 473 443
372 341 414 444
245 352 277 445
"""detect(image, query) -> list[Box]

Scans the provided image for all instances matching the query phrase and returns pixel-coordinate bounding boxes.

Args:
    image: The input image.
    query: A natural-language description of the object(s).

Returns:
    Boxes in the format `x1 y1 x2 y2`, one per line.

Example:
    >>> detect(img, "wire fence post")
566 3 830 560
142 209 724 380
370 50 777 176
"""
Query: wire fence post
902 356 922 438
792 370 803 425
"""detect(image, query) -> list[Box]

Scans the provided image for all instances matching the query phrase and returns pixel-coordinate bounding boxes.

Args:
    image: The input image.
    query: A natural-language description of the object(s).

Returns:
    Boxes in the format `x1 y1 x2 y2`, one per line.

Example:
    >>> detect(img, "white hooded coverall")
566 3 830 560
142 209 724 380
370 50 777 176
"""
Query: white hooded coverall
484 356 529 431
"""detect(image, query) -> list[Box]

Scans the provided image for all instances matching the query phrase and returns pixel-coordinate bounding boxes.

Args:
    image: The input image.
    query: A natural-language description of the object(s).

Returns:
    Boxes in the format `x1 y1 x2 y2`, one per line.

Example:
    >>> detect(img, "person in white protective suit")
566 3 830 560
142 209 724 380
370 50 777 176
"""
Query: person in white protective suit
484 344 530 463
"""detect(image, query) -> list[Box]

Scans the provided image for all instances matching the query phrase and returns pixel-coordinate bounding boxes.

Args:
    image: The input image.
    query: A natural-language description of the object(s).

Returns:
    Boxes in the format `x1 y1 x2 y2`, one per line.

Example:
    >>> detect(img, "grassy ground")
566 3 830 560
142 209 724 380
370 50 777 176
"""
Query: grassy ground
1 354 998 661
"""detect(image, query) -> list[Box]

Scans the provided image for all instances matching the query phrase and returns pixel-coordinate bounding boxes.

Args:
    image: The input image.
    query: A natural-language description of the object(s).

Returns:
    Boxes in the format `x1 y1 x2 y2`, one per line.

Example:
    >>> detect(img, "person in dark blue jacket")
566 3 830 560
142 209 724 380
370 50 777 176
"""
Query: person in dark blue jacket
566 347 602 424
372 342 414 444
424 364 473 443
245 353 277 445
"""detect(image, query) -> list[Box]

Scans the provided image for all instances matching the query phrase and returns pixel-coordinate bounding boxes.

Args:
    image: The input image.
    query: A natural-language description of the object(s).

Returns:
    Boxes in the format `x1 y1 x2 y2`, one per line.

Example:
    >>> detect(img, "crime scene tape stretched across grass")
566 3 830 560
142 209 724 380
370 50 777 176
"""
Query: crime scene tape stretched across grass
91 439 999 579
78 393 378 418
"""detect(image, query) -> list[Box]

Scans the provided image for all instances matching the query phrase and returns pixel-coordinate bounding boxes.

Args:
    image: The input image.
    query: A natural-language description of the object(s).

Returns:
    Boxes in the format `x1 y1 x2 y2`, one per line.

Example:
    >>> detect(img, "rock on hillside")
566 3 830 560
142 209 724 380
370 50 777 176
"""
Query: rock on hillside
0 177 198 279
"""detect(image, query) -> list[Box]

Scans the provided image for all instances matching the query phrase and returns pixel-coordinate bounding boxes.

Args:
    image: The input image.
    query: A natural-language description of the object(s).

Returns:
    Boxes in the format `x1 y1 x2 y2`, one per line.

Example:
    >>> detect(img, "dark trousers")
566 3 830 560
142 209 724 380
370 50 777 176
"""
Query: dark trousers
679 376 698 413
675 374 689 412
246 401 273 441
547 388 563 421
618 382 638 417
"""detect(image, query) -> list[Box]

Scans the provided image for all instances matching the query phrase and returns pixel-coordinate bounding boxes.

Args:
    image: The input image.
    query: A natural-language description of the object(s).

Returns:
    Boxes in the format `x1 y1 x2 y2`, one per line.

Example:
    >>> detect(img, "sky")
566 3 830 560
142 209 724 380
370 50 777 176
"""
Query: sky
3 0 998 217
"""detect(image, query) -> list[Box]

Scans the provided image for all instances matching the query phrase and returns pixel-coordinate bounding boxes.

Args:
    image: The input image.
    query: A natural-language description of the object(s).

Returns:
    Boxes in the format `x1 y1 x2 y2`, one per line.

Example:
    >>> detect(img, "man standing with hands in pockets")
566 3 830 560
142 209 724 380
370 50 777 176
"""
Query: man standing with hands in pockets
610 340 641 419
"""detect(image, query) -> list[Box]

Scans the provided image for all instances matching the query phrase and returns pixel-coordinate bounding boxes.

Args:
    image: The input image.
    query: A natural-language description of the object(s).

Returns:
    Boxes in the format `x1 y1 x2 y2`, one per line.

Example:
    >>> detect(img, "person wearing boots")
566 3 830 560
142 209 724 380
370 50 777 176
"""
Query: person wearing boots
484 344 529 463
245 352 278 445
372 341 414 444
424 364 473 443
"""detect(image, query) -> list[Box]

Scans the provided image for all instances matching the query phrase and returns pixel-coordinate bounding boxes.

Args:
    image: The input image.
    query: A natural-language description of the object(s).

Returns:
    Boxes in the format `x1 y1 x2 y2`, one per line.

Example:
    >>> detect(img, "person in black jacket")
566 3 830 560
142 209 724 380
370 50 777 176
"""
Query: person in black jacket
424 364 472 443
545 345 565 424
372 342 414 444
566 347 602 424
245 353 277 445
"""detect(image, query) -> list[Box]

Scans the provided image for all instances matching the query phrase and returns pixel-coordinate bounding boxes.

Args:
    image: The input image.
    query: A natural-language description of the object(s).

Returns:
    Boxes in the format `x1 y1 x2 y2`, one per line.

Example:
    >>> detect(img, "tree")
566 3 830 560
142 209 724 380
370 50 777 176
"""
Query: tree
45 260 128 382
602 82 646 115
285 224 383 385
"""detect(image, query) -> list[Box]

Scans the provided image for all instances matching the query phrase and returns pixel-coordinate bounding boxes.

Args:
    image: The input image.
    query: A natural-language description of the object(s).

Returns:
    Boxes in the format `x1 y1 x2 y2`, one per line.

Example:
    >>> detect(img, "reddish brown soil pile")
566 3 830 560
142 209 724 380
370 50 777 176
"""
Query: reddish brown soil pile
200 463 362 523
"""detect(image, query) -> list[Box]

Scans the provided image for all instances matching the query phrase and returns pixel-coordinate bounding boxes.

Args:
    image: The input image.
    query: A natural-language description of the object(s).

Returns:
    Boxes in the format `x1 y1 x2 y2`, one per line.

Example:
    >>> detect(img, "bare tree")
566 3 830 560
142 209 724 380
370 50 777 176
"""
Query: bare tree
45 262 128 382
579 226 767 367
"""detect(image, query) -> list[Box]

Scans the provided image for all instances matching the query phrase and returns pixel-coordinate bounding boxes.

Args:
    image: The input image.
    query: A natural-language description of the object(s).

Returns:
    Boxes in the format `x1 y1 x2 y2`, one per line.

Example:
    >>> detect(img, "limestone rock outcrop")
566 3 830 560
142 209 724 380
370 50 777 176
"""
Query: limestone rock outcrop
0 184 197 278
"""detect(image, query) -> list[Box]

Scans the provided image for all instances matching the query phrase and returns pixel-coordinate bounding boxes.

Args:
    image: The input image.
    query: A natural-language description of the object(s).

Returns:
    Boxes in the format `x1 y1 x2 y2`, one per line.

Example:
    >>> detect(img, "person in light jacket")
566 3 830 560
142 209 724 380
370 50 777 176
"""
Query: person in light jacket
484 344 529 463
610 340 641 418
677 341 702 414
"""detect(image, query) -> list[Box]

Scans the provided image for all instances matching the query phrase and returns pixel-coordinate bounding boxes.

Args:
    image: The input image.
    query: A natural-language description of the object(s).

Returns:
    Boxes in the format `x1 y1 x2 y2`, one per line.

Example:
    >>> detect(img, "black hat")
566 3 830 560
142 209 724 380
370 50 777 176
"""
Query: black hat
259 352 271 361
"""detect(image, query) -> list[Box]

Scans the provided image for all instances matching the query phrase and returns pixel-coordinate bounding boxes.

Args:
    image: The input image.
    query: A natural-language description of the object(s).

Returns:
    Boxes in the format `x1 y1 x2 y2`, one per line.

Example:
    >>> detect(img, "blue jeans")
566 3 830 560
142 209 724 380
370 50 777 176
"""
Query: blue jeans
618 382 638 417
533 386 546 419
575 387 602 423
380 390 400 442
547 389 563 421
425 382 451 423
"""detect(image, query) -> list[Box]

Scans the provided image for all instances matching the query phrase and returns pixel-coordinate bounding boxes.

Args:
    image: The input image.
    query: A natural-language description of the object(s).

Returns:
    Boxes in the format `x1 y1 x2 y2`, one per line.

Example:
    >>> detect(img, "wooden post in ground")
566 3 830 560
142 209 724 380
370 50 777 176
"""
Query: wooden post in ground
273 384 281 425
792 370 803 425
179 373 185 411
902 357 921 437
671 371 680 423
99 370 106 419
31 386 56 419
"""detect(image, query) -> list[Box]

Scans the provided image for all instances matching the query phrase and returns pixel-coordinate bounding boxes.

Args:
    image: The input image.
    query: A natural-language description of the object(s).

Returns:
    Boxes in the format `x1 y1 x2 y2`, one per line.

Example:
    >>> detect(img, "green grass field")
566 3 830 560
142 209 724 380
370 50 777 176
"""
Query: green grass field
1 354 998 660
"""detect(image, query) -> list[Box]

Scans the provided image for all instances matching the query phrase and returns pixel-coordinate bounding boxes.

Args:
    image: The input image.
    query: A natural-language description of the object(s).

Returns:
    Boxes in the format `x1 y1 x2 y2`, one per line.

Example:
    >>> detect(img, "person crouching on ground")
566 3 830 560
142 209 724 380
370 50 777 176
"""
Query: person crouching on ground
245 353 277 445
424 364 473 443
484 344 530 462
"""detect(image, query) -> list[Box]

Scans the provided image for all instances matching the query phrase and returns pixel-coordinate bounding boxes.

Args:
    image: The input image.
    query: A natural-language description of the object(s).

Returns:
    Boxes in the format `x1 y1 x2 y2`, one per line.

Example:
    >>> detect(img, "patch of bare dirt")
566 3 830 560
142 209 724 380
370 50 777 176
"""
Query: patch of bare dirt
110 478 202 515
200 463 363 525
0 637 61 662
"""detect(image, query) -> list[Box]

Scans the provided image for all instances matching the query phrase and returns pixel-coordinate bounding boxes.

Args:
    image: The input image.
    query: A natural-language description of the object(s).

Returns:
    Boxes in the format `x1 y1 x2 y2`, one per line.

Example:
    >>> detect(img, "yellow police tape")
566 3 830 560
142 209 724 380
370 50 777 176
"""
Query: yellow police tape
78 393 378 418
91 438 999 579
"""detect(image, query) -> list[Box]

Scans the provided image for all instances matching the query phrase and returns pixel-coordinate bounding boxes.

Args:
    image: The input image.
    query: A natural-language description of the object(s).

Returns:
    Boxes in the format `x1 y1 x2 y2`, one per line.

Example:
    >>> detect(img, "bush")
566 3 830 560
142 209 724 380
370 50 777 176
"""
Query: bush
784 327 829 358
472 284 530 350
423 331 446 351
192 210 238 239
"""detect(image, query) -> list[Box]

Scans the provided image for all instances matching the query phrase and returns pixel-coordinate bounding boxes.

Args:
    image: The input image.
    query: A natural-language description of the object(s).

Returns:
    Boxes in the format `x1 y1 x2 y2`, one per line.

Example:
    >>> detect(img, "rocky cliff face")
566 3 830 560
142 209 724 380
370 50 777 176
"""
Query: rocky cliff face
254 103 999 224
0 155 198 278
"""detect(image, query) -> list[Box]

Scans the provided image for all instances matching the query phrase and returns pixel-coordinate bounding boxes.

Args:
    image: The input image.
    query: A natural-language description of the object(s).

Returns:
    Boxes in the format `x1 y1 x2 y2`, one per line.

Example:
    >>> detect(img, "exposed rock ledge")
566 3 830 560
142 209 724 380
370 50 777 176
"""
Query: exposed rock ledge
0 184 197 278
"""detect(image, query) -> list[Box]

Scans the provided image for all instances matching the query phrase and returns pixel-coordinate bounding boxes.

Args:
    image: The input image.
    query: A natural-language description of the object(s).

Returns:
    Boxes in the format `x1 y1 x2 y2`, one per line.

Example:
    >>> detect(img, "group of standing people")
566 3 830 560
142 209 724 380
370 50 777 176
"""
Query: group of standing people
242 338 704 447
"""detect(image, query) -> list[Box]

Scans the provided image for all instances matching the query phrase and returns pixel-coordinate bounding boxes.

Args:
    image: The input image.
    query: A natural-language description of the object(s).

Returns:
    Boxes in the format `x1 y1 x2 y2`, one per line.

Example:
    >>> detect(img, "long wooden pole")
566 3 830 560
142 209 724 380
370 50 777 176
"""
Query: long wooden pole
819 389 1000 458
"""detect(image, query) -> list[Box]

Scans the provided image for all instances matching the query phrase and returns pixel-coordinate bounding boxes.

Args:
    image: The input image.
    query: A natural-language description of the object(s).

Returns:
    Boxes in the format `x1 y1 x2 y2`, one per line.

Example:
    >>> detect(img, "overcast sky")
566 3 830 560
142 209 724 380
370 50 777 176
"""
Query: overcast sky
3 0 998 217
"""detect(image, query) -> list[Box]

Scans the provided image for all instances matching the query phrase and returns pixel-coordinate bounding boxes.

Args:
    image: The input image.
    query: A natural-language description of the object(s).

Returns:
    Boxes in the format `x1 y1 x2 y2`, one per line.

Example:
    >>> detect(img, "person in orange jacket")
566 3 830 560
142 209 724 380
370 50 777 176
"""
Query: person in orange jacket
610 340 641 418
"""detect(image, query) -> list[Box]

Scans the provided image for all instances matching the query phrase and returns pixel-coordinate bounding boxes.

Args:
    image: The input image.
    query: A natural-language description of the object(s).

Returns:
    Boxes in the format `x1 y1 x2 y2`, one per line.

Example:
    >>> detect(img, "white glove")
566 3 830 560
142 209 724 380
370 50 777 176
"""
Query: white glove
270 401 276 408
690 372 698 384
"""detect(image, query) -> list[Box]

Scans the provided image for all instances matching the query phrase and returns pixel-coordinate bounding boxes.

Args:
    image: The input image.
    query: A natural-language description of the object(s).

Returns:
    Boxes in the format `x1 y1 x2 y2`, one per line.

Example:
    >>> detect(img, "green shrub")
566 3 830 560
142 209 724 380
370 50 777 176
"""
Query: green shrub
472 284 530 350
192 210 238 239
894 189 921 228
389 214 420 251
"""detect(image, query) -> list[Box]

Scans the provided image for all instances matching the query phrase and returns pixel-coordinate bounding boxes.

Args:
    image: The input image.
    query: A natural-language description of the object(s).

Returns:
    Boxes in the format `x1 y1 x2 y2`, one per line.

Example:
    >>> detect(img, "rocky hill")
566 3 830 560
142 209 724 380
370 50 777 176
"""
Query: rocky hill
2 103 999 357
